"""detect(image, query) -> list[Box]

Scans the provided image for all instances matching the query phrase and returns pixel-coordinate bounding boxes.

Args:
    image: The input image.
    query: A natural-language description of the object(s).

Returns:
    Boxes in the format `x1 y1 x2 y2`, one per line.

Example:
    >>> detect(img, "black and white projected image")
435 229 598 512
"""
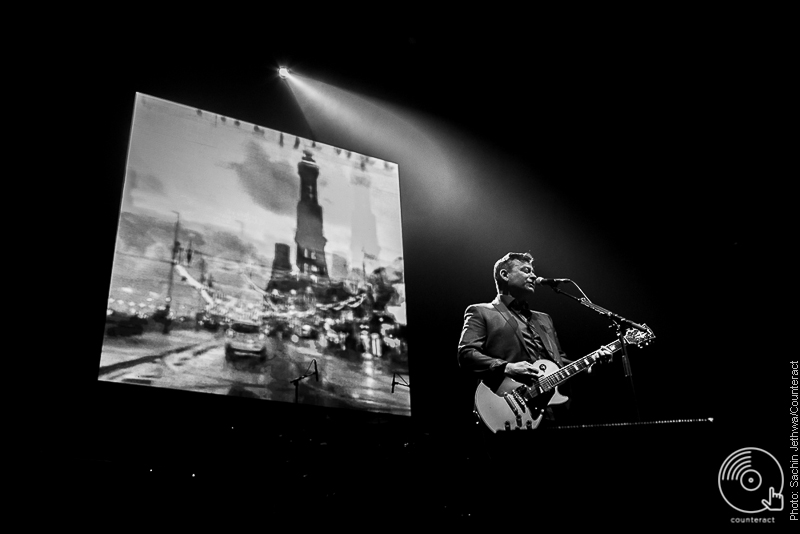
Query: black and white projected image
98 94 409 416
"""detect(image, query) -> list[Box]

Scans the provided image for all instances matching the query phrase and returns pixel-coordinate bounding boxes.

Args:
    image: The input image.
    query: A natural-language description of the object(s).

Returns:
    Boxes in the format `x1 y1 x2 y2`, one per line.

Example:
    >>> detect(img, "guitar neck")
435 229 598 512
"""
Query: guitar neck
538 339 623 392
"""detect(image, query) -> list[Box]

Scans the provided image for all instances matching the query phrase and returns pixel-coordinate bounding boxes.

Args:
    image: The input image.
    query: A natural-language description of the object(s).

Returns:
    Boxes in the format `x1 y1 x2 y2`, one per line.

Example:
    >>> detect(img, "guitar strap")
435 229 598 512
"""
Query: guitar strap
511 301 562 365
528 315 564 367
519 315 551 362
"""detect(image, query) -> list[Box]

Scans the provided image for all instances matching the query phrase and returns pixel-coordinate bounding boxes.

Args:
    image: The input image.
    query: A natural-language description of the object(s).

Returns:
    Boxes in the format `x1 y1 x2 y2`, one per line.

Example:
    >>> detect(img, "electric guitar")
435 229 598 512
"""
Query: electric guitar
474 325 655 432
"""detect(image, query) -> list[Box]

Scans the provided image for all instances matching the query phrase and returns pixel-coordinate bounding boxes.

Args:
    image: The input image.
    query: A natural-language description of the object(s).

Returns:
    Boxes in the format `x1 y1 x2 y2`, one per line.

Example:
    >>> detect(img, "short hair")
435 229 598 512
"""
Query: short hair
493 252 534 293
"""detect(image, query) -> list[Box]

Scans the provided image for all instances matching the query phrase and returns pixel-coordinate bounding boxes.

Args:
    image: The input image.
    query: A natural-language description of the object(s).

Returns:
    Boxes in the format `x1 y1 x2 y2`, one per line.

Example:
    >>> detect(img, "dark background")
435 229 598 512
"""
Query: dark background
54 13 786 527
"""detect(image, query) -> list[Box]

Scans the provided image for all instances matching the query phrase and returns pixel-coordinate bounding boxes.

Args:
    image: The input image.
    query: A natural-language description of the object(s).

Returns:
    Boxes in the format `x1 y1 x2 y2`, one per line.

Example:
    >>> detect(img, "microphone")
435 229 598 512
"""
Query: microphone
535 277 571 286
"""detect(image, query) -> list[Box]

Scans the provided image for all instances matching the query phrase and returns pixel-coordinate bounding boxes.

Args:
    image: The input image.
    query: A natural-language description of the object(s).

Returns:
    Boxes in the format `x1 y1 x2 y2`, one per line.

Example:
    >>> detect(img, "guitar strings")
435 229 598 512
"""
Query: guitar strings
535 329 652 391
538 344 616 391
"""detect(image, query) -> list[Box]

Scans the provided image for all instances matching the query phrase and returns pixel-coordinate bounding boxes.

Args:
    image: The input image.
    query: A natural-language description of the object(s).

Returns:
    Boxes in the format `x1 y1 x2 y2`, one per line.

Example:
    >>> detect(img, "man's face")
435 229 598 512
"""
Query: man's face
504 260 536 300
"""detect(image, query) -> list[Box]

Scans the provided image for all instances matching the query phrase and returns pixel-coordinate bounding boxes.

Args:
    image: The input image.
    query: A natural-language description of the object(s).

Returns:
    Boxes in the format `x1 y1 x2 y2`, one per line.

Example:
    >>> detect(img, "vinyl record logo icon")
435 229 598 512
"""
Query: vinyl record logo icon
718 447 784 513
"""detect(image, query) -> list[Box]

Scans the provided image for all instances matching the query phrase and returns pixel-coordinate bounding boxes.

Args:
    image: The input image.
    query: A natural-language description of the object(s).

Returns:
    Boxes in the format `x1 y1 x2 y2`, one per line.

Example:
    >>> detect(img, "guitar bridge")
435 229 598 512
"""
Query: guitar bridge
504 393 524 428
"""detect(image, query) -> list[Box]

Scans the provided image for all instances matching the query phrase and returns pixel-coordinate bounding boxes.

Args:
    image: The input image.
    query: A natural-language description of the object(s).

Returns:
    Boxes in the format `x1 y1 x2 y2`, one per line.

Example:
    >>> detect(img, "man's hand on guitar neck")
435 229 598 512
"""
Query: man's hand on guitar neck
588 346 614 374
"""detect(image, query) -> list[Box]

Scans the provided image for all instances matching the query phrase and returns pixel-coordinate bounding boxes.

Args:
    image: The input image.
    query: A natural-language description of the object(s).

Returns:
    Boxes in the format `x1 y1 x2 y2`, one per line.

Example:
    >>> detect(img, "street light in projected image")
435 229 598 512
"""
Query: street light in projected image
164 211 180 334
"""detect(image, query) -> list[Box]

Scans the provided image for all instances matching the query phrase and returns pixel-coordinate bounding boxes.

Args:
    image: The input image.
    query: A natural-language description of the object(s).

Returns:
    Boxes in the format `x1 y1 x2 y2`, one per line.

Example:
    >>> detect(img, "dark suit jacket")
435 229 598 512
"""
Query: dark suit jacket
458 294 569 393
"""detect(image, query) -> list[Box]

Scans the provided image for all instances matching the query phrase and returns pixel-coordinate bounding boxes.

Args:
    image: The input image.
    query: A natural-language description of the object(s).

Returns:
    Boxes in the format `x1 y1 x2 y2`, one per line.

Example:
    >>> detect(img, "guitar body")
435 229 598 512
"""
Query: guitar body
473 326 655 433
474 359 567 433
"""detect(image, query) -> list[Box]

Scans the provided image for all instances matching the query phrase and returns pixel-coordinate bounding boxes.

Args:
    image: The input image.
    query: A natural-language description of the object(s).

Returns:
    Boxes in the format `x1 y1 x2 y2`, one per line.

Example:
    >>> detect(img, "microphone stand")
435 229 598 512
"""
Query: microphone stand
290 359 319 403
391 373 409 393
544 283 642 422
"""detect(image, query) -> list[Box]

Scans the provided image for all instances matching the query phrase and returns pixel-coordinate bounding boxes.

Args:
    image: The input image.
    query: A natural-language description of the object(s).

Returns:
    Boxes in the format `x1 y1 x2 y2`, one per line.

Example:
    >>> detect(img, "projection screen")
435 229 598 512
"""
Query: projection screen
98 94 410 417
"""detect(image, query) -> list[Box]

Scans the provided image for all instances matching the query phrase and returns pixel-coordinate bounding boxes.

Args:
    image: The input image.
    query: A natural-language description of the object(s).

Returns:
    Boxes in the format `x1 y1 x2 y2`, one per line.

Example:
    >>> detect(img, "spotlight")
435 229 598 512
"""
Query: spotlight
278 67 289 79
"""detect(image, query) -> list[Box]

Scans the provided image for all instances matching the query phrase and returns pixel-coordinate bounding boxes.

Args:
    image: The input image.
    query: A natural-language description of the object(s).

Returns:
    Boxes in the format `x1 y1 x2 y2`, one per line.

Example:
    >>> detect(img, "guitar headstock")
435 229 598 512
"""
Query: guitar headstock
623 324 655 347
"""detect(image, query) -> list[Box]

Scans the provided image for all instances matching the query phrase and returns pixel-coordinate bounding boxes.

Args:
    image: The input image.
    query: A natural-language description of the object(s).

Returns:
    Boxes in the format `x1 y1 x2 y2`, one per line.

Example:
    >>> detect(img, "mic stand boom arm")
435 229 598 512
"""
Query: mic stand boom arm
544 284 643 421
578 300 650 335
545 285 648 333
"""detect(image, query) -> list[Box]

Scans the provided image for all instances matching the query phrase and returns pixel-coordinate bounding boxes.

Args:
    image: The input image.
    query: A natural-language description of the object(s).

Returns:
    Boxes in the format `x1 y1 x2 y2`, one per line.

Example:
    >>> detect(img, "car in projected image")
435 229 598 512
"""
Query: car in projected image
106 313 148 337
224 320 267 361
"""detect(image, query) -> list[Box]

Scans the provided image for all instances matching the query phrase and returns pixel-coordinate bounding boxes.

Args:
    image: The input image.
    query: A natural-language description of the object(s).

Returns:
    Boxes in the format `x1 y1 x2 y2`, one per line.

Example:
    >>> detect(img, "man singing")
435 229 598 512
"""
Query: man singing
458 252 611 427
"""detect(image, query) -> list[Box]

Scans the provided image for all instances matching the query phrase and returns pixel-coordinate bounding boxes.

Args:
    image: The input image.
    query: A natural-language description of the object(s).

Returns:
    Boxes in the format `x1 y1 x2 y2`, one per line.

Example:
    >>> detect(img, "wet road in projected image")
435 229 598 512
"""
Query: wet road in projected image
97 327 411 416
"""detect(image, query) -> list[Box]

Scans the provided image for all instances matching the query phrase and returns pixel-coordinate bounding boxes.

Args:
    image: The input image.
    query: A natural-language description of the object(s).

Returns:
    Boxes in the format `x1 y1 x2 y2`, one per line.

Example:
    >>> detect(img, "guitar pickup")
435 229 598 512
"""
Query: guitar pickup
512 389 527 413
504 394 520 417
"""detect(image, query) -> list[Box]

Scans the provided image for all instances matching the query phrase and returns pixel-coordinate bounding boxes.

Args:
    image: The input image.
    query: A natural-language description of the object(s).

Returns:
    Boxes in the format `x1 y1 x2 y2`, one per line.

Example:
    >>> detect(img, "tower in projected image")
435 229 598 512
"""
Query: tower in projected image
294 150 329 279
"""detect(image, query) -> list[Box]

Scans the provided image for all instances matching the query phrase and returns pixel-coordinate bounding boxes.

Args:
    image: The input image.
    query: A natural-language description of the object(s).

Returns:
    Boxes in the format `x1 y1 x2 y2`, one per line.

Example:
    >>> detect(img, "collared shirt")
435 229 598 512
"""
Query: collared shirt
499 294 551 362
